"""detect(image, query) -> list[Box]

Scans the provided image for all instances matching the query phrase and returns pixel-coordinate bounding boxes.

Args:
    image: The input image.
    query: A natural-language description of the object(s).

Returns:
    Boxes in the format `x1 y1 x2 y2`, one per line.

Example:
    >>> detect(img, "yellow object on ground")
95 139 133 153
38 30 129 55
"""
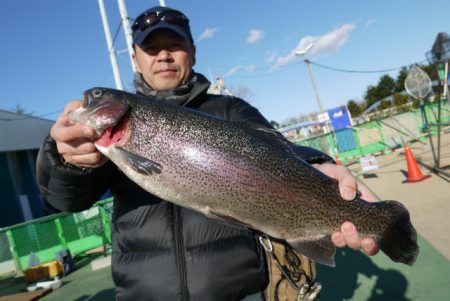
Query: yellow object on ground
24 261 63 283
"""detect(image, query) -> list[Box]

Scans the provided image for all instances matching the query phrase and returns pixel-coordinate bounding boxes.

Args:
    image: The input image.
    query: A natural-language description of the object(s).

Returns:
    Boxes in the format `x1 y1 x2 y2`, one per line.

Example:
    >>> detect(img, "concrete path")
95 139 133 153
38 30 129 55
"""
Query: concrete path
348 131 450 261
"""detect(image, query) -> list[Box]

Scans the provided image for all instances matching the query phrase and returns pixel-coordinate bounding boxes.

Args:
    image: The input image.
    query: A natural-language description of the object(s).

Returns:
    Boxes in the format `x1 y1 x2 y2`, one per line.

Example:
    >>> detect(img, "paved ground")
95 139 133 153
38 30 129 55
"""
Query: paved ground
351 131 450 261
316 130 450 300
1 131 449 300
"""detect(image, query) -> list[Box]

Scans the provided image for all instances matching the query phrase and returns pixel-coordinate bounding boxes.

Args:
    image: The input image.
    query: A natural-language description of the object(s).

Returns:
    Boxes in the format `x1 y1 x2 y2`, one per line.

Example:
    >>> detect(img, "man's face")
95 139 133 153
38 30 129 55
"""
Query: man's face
133 29 196 91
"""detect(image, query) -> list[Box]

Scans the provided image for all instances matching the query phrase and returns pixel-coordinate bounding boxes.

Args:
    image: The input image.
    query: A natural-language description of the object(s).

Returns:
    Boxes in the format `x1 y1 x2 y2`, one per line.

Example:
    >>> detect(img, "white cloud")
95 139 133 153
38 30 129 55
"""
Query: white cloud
269 23 356 72
244 65 257 72
365 19 375 28
198 27 219 41
224 65 242 77
265 50 278 63
246 29 264 44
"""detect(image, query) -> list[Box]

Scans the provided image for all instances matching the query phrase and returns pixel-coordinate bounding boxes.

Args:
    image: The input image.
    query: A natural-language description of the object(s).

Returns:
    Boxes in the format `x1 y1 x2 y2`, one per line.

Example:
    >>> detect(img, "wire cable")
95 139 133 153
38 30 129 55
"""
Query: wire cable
304 59 429 74
216 58 430 79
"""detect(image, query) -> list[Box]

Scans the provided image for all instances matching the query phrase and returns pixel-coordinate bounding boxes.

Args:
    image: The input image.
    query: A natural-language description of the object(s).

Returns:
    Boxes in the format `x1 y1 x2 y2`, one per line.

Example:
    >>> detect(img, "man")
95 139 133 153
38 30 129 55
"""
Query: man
36 6 378 301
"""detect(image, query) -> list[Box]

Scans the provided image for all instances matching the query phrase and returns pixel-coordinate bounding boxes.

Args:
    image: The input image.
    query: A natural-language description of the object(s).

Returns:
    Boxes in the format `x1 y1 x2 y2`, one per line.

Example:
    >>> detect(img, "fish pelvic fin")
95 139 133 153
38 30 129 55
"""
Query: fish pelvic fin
116 147 162 175
380 201 419 265
287 235 336 267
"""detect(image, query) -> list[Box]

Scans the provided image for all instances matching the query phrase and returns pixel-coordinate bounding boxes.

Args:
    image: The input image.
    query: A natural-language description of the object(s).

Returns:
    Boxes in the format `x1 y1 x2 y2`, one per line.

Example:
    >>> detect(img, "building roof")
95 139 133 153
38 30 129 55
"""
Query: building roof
278 120 325 134
0 109 54 152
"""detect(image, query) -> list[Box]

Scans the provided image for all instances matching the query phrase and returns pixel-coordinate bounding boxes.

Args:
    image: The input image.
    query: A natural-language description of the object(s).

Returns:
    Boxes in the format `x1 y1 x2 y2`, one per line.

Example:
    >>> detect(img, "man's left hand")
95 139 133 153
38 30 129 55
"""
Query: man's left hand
313 162 379 256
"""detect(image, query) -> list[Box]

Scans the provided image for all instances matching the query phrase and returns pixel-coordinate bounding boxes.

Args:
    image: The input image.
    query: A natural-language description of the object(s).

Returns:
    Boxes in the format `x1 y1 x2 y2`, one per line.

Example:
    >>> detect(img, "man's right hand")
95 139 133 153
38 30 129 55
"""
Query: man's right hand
51 101 109 168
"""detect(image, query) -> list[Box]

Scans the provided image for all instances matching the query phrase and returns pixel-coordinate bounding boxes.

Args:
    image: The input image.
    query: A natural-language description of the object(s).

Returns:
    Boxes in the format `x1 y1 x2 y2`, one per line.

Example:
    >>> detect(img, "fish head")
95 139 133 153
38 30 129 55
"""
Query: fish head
68 87 131 148
68 87 130 133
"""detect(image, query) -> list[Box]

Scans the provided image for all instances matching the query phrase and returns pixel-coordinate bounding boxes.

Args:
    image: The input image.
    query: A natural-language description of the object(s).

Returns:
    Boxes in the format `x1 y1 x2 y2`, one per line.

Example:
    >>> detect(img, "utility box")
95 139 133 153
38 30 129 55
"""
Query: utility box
24 260 63 283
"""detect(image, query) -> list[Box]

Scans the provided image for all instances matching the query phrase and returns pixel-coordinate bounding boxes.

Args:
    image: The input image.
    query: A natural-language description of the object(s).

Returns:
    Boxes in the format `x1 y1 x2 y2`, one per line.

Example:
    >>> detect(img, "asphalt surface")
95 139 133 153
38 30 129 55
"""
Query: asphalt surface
350 131 450 261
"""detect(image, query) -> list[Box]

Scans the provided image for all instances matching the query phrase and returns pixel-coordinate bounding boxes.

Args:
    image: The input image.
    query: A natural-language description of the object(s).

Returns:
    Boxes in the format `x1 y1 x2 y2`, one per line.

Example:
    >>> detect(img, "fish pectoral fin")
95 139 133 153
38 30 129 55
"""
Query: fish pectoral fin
287 235 336 267
208 208 253 229
115 147 162 175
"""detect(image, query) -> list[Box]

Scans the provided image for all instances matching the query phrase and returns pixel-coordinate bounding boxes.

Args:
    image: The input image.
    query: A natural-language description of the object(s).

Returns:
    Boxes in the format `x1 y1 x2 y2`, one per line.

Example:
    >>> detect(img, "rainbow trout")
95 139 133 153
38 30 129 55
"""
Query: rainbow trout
69 87 419 266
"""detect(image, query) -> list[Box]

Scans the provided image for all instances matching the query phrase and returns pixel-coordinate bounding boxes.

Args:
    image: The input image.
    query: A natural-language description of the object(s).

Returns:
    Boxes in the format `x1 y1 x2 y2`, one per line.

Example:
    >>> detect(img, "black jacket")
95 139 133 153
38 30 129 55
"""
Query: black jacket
36 73 333 301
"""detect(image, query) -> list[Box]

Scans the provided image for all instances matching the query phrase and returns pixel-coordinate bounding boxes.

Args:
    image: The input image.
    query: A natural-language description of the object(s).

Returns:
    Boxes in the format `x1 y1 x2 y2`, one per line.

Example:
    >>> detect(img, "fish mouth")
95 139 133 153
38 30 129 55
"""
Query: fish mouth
82 91 89 108
95 113 130 148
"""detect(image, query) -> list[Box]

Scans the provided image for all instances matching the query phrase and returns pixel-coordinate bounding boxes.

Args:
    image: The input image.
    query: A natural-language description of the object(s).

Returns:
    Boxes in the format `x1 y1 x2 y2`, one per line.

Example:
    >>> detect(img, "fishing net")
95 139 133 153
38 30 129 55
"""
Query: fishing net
404 65 432 99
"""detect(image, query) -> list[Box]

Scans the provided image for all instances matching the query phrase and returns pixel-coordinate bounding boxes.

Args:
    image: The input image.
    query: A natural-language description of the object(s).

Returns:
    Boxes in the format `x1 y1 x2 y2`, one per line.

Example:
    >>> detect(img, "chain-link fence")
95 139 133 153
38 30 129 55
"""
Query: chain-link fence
0 230 14 274
0 198 113 275
297 101 450 162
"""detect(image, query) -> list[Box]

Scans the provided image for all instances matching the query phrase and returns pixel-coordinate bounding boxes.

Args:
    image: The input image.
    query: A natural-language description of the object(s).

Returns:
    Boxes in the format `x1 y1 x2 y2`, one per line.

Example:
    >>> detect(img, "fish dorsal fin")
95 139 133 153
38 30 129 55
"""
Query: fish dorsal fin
236 122 296 156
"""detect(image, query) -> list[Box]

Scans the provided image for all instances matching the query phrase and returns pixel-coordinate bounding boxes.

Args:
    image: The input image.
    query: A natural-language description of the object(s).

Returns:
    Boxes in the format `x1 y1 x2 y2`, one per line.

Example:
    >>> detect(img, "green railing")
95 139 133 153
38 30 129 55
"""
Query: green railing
0 198 113 274
297 101 450 163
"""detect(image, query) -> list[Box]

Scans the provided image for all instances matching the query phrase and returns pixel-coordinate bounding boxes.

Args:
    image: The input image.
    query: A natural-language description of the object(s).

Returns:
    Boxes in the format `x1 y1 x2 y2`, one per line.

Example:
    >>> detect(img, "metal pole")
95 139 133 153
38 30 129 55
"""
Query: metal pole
438 62 449 168
98 0 124 90
305 59 324 113
117 0 136 72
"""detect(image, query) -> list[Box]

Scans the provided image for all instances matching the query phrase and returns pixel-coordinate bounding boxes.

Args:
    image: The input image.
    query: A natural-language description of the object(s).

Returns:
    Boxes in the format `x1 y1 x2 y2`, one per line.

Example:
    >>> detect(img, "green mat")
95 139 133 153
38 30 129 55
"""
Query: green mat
317 235 450 300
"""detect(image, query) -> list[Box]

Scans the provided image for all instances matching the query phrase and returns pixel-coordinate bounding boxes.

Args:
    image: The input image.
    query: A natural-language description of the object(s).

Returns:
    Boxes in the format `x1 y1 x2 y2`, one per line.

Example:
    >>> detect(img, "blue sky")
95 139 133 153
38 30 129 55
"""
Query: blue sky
1 0 448 123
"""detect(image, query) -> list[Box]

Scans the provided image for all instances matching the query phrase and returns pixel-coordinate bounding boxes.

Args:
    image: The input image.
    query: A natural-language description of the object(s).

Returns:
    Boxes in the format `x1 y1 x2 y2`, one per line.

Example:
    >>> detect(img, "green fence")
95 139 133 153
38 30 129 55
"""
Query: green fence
0 198 113 274
297 101 450 163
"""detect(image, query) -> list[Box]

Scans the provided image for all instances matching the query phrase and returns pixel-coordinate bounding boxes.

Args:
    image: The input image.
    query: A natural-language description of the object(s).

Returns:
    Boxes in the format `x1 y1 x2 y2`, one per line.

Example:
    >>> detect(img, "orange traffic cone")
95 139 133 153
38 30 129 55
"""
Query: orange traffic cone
403 142 431 183
335 153 342 165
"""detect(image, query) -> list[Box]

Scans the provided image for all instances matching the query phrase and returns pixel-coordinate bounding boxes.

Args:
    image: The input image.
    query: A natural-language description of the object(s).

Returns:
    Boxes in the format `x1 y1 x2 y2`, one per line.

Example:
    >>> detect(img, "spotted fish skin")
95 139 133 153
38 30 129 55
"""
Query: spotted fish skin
68 87 419 267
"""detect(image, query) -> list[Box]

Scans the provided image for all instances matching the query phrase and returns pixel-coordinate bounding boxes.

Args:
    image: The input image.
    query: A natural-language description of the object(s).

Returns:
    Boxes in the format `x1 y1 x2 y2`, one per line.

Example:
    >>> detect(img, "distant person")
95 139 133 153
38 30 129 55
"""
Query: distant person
36 5 378 301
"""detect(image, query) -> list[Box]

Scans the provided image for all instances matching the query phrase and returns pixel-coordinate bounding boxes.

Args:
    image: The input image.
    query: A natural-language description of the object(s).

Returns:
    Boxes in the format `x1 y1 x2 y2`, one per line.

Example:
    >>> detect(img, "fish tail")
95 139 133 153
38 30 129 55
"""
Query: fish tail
379 201 419 265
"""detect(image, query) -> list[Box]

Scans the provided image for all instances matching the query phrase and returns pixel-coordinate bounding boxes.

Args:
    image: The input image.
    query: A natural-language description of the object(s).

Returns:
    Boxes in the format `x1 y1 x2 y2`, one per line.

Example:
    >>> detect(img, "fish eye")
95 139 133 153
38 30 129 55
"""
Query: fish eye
92 89 104 98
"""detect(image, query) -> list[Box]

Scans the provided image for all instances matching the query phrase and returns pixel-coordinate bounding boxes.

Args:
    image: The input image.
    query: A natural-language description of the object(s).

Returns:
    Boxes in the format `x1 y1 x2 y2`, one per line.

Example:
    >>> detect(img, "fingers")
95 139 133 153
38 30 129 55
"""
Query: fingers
57 139 107 168
50 100 108 168
57 139 98 155
332 222 380 256
340 222 360 249
313 163 356 200
66 152 109 168
356 182 378 202
331 232 346 248
52 123 97 143
314 163 380 256
51 101 97 142
338 171 357 200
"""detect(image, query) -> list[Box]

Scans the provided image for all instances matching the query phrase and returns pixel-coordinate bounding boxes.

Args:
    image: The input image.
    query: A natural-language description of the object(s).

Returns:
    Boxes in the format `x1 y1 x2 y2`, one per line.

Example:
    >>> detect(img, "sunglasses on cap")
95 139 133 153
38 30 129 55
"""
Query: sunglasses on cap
132 10 190 33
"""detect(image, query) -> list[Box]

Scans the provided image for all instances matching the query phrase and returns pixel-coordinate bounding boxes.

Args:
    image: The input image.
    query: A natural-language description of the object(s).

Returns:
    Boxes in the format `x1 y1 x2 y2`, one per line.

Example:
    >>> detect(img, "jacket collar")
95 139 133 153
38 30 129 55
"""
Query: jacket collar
134 71 211 107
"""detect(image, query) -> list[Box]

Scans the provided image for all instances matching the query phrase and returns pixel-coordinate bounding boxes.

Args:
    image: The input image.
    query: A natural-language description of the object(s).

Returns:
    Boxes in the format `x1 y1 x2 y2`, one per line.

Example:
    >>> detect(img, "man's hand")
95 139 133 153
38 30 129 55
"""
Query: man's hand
313 162 379 256
51 101 108 168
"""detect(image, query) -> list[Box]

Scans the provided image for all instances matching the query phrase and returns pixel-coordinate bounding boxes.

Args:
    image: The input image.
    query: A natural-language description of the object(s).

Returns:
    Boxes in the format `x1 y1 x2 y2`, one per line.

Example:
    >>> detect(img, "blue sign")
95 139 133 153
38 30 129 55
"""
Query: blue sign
328 106 352 130
327 106 356 152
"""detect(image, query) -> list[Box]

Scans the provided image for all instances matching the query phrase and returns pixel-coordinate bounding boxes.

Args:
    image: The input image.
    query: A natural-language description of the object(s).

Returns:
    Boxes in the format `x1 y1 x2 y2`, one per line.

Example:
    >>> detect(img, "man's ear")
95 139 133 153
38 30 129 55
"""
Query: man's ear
132 51 142 73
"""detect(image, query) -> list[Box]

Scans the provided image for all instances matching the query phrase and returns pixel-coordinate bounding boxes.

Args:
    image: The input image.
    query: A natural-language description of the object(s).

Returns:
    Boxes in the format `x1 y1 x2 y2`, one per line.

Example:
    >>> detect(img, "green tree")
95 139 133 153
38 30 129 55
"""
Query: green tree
395 67 408 93
420 64 436 81
365 85 379 108
377 74 396 99
347 99 362 117
270 120 280 129
393 93 409 107
378 99 392 111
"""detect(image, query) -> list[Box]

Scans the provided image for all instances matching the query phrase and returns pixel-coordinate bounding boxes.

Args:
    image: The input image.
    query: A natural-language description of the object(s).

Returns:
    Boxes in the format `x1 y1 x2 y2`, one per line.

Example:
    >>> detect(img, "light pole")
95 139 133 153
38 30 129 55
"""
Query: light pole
295 43 324 113
98 0 123 90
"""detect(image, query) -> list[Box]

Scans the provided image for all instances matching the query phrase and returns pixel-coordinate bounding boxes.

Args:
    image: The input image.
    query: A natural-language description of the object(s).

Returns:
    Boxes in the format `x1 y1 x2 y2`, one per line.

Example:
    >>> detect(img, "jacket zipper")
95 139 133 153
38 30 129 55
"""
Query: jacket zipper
173 204 189 300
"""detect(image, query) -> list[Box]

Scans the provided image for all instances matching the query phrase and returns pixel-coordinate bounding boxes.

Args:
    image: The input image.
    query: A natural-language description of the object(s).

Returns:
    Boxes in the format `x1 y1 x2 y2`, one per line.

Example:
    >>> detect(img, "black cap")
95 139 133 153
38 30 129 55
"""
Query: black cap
132 6 194 45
